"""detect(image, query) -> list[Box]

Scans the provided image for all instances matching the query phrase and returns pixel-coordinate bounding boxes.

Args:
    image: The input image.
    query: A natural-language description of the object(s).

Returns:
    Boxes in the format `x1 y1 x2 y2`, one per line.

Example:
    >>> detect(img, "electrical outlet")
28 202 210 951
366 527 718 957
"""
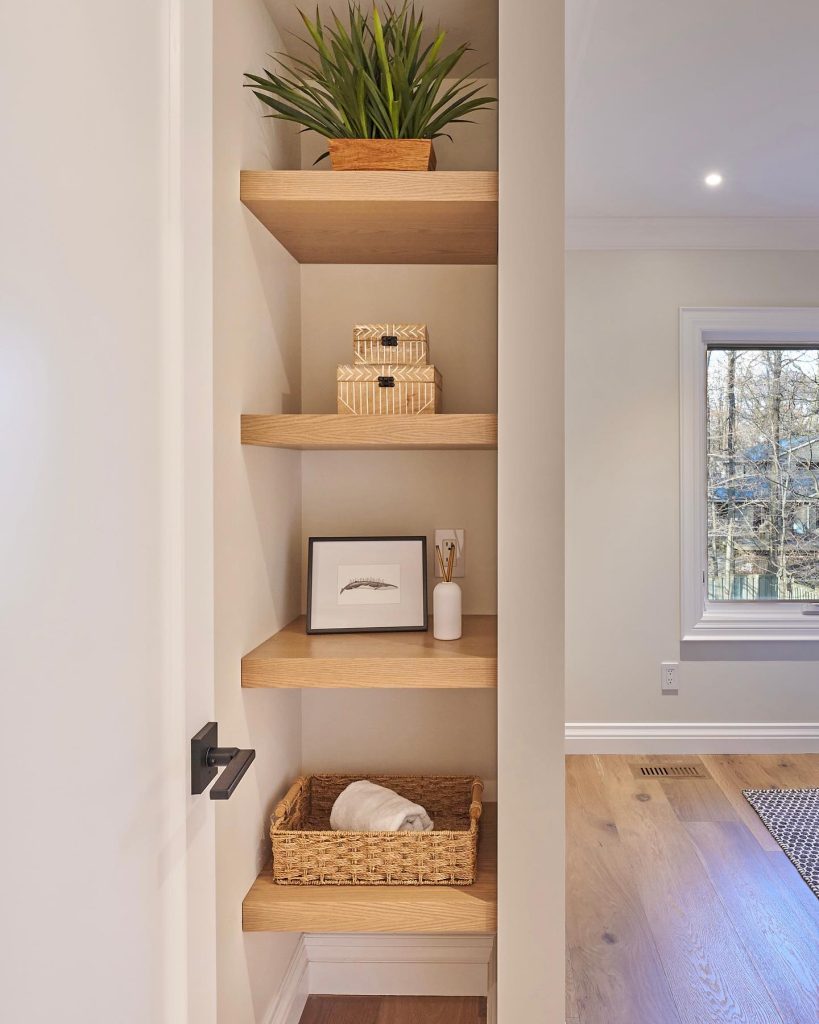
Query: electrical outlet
434 529 465 578
661 662 679 694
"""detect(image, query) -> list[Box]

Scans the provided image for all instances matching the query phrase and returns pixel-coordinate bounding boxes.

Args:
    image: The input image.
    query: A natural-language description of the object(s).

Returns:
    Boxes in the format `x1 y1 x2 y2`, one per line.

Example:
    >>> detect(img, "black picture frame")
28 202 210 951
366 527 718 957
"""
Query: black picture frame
306 535 428 634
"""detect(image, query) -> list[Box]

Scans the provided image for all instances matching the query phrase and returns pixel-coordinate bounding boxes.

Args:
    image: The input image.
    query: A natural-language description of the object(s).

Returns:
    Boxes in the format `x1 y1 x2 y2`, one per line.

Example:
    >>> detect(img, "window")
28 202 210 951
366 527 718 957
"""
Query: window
681 308 819 640
707 346 819 601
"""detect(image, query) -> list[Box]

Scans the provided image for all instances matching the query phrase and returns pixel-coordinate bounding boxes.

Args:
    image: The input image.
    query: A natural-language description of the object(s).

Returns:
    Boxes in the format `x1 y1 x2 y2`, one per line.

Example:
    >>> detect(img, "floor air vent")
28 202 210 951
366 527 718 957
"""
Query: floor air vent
630 763 707 780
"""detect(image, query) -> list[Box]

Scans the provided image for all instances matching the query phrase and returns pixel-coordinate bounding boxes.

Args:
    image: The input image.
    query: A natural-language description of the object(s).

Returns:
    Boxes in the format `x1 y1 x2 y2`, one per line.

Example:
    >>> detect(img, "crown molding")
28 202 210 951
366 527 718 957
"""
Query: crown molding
566 217 819 251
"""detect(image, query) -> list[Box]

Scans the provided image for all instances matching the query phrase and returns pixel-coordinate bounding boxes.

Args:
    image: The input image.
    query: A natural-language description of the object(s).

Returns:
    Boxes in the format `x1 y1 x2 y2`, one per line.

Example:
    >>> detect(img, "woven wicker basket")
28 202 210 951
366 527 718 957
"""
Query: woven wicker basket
269 774 483 886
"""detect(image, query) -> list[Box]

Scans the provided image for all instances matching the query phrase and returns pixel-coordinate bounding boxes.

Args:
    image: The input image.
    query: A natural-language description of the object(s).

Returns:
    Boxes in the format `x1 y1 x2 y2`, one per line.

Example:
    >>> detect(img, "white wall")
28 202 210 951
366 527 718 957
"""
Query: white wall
213 1 304 1020
497 0 565 1019
302 689 497 789
1 2 195 1021
297 86 499 794
566 250 819 726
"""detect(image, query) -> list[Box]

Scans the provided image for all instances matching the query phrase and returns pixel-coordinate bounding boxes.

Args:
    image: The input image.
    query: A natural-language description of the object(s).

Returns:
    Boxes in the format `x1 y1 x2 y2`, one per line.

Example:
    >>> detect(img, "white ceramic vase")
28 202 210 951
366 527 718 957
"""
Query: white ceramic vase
433 581 462 640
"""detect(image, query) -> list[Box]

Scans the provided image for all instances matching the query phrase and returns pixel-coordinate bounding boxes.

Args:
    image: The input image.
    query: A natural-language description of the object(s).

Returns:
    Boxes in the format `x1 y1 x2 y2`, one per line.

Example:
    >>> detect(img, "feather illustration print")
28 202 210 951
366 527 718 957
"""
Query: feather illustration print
339 577 399 594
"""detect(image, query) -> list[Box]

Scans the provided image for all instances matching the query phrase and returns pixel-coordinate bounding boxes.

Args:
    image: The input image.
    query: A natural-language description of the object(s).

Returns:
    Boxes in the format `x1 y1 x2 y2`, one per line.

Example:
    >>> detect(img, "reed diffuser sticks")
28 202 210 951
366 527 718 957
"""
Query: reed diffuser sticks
436 542 456 583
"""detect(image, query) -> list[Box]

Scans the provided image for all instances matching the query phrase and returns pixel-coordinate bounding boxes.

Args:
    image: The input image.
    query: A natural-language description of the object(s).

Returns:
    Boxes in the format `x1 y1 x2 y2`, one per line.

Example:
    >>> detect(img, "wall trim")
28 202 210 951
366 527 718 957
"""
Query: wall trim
565 721 819 754
566 216 819 250
304 934 494 997
266 936 309 1024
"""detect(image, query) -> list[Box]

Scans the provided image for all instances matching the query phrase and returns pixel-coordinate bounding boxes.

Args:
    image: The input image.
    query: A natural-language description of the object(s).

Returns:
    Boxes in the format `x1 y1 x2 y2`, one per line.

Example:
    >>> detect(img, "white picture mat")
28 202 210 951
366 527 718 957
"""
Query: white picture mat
310 540 425 630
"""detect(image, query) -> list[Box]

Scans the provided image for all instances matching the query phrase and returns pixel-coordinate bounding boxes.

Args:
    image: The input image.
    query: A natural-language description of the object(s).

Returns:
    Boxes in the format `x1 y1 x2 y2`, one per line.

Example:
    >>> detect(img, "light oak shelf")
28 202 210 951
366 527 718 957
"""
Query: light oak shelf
241 413 497 450
240 170 498 264
242 615 497 689
243 806 497 933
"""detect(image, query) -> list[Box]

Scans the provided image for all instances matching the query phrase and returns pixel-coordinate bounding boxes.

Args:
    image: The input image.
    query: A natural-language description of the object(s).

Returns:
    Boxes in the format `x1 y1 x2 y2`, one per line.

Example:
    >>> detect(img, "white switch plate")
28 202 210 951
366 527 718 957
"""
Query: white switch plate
661 661 679 694
434 529 465 578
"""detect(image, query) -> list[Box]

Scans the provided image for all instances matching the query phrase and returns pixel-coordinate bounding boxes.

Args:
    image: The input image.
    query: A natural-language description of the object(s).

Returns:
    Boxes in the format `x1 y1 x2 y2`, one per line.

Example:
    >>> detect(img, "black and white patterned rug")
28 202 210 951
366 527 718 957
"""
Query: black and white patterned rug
743 788 819 899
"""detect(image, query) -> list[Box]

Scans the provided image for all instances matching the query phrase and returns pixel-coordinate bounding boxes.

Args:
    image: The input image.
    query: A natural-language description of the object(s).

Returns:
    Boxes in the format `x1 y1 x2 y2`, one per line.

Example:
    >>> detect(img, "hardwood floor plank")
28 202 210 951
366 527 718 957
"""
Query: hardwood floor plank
566 754 621 848
567 758 682 1024
626 755 737 820
376 996 485 1023
299 996 486 1024
685 820 819 1023
754 754 819 790
300 994 381 1024
699 755 784 852
659 778 740 823
567 839 683 1024
766 849 819 917
598 756 783 1024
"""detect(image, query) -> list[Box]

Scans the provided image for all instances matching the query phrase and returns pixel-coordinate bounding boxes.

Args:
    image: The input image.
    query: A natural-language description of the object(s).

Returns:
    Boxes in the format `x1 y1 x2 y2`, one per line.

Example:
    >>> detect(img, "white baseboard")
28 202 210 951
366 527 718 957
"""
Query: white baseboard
266 936 309 1024
565 721 819 754
304 934 495 997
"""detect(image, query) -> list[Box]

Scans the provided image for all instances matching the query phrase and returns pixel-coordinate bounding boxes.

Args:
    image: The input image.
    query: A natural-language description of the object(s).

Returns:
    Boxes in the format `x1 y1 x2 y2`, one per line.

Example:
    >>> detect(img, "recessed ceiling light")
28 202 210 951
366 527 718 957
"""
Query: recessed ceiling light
704 172 724 187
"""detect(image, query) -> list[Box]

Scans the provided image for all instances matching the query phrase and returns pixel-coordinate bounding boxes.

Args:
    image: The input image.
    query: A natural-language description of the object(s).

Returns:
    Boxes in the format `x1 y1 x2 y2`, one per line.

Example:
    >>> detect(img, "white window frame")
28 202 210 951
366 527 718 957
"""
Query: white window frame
680 307 819 641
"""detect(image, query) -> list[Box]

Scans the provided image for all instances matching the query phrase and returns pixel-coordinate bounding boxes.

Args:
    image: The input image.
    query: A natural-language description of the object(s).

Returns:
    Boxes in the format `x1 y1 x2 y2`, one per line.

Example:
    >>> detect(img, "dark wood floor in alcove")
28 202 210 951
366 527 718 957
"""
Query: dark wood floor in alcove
299 995 486 1024
566 754 819 1024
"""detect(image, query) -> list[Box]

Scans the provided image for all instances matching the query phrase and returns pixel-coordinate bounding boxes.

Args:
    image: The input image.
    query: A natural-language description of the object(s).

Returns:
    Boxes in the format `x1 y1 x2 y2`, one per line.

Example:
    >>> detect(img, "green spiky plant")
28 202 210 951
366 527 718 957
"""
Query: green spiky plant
244 2 495 162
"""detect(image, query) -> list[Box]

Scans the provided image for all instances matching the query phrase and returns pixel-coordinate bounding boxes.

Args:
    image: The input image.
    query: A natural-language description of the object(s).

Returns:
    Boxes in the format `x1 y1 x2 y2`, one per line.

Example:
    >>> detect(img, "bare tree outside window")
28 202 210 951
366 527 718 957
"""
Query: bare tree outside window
706 346 819 600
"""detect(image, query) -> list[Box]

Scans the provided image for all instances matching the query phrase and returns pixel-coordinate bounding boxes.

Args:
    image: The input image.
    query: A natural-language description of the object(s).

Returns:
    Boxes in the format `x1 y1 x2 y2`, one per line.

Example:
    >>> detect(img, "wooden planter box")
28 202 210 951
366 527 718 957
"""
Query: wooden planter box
337 363 442 415
328 139 437 171
353 323 429 366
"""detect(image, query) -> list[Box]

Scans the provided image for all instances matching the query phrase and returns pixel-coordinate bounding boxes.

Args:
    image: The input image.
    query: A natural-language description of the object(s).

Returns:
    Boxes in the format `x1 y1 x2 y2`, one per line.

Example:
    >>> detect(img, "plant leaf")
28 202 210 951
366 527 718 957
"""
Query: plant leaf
243 2 496 144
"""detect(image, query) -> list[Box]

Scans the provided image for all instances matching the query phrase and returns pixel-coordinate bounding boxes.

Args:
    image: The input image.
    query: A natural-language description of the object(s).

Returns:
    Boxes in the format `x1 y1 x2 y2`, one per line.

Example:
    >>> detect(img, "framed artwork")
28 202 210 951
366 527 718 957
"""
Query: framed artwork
306 536 428 634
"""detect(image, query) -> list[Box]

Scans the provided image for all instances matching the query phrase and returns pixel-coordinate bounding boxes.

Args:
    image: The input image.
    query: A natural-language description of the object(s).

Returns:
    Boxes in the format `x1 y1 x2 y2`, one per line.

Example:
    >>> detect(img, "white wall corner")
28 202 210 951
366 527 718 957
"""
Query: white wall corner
486 934 497 1024
266 936 309 1024
565 722 819 754
304 934 495 997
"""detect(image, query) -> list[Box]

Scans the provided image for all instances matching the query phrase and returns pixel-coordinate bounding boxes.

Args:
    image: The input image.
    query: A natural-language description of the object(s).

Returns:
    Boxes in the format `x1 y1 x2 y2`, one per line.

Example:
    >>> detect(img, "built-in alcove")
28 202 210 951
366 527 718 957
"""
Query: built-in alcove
237 42 499 948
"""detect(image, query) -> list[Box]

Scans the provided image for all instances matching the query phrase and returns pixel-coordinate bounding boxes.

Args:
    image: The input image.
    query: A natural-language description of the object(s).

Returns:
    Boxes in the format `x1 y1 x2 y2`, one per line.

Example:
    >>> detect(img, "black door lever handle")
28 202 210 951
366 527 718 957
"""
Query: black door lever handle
191 723 255 800
210 747 255 800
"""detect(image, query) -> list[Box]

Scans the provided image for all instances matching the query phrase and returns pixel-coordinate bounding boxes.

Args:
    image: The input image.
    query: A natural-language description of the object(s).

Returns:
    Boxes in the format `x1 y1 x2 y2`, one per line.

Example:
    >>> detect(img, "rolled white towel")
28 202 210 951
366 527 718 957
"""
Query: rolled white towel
330 780 434 832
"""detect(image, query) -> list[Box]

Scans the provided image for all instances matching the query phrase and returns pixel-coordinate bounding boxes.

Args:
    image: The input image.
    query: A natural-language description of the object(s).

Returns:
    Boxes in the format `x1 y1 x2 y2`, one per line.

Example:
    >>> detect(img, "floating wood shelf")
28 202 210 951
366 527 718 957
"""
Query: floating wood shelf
240 170 498 264
242 615 497 689
241 414 497 450
243 806 497 933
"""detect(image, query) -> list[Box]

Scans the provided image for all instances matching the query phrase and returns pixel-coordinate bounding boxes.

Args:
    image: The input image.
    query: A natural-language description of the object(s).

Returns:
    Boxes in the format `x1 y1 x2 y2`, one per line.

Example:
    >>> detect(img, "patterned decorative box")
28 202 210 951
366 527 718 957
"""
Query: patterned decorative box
337 363 442 415
353 323 429 366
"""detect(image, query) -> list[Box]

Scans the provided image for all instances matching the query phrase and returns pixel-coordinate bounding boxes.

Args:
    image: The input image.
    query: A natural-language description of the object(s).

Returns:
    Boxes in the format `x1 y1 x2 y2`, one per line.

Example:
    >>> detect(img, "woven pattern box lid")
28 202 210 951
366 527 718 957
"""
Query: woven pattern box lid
353 323 429 366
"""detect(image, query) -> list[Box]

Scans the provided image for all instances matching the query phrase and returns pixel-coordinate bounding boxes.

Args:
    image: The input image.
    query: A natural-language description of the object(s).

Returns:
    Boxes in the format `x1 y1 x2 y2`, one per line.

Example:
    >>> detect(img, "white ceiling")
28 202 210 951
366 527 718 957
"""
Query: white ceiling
567 0 819 218
263 0 498 75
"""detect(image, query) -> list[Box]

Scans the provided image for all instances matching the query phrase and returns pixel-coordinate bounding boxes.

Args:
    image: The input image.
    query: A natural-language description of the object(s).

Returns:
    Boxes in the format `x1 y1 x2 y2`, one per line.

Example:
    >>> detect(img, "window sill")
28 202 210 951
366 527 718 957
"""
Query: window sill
683 605 819 642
